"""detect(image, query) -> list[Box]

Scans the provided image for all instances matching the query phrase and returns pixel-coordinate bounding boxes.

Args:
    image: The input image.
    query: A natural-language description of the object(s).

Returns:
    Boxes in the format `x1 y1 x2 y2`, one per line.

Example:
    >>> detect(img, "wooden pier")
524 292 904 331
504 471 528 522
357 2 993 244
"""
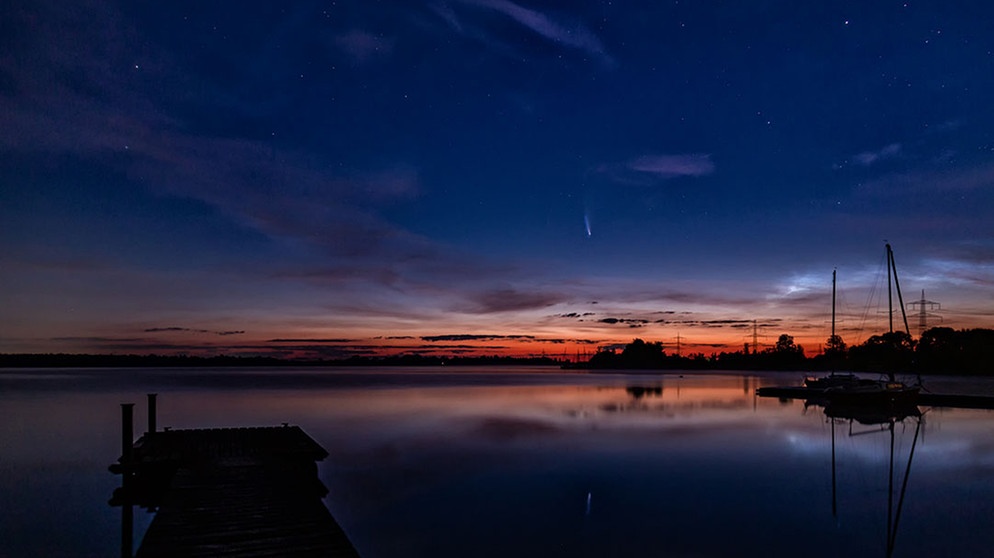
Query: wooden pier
110 395 360 557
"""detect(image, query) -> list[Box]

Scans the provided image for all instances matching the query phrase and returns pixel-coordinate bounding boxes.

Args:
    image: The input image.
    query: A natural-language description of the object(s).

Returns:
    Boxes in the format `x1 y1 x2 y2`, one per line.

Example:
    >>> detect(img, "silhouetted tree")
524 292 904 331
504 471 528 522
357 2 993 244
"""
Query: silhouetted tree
959 328 994 375
773 334 802 354
848 330 915 373
916 327 959 373
586 349 621 369
761 333 806 370
824 334 847 357
808 334 849 372
915 327 994 375
621 338 666 368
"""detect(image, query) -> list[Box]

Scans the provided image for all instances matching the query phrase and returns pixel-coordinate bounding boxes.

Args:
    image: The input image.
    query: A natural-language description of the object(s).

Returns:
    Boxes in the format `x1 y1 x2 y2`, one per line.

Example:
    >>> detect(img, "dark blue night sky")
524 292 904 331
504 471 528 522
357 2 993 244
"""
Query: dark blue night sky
2 1 993 357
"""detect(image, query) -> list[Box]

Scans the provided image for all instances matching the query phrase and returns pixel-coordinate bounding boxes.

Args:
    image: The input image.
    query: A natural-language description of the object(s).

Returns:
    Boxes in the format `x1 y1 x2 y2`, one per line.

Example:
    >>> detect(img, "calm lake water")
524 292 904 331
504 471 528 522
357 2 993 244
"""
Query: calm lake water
1 367 993 557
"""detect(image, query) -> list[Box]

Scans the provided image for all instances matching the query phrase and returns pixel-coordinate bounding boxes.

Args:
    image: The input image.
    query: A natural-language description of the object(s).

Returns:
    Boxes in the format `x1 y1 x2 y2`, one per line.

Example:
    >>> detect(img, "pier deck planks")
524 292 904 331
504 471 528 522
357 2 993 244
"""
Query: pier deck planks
124 426 360 558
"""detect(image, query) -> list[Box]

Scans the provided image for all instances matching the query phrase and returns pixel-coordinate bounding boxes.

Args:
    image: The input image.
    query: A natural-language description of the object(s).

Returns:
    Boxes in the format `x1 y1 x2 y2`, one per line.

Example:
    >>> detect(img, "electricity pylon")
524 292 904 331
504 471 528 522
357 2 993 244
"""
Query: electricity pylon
907 290 941 336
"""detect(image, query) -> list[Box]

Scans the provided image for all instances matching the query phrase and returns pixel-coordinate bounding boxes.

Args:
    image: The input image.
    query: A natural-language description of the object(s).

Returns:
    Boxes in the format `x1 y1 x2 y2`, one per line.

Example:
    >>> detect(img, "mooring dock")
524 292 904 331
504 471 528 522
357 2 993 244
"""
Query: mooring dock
110 396 360 557
756 385 994 410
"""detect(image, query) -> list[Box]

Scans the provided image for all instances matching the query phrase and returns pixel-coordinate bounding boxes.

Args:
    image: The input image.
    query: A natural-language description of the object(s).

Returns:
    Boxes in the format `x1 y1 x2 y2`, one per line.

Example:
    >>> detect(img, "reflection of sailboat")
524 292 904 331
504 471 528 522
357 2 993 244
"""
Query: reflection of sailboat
825 403 923 558
825 400 920 425
822 244 920 406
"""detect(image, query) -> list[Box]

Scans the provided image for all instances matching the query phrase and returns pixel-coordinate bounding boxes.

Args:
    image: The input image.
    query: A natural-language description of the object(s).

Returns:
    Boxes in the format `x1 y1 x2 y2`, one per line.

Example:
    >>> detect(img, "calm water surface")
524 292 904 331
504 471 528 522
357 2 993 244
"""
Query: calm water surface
1 367 993 557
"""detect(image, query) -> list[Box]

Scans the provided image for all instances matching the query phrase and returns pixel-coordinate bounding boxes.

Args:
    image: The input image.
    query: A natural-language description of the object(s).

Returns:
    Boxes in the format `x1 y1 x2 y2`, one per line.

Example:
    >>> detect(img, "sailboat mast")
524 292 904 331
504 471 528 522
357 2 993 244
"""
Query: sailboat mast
887 245 894 334
894 267 911 339
886 243 912 337
824 270 832 340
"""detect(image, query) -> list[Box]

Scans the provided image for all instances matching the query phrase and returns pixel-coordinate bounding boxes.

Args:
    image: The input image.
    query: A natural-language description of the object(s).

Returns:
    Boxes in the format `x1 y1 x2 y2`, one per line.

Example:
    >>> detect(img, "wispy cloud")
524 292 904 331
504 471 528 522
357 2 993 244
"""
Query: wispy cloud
473 0 607 57
422 334 535 342
0 0 516 320
442 0 612 65
431 3 464 33
628 154 715 178
0 2 424 264
6 3 589 356
853 143 901 166
267 338 355 343
598 318 649 327
463 287 567 313
145 327 245 336
919 258 994 289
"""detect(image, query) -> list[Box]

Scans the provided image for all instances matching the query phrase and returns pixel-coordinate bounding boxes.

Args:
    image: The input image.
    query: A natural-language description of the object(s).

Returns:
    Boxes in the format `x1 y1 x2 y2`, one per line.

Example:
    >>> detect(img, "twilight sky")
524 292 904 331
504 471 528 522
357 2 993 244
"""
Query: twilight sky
2 1 994 359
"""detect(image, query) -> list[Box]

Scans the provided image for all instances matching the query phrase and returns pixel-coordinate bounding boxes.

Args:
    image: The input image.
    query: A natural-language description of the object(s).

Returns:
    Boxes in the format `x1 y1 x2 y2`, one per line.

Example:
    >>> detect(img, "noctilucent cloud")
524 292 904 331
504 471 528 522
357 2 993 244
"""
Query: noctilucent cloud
2 1 993 358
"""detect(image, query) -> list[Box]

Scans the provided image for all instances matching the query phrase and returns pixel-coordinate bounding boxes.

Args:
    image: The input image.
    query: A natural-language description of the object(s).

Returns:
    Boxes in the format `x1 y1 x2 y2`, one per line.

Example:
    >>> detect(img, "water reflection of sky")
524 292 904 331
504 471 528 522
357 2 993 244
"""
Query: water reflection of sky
1 369 993 557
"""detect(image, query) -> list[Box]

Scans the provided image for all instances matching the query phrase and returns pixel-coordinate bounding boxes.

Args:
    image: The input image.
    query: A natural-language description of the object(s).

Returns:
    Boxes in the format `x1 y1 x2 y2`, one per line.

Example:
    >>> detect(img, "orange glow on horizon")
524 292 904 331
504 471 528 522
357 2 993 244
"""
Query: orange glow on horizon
12 310 987 360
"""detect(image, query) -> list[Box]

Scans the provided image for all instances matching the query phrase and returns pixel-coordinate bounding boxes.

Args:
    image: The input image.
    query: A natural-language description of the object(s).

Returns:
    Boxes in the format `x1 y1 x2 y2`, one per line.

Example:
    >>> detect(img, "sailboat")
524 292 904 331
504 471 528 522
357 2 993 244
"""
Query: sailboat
804 269 876 390
821 244 920 406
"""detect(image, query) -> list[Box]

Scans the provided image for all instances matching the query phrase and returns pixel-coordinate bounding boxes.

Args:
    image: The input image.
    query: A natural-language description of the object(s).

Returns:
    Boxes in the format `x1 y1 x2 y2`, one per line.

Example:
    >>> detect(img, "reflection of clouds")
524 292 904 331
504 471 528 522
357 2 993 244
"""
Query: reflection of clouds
470 417 561 442
915 436 994 472
780 413 994 475
593 398 750 416
916 439 973 466
272 377 994 479
784 431 823 454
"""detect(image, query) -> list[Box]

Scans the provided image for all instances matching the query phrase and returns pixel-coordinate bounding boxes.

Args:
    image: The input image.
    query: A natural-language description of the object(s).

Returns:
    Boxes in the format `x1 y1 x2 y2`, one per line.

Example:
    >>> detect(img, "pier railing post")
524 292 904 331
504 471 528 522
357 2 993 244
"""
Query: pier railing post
121 498 133 558
121 403 134 465
116 403 136 557
147 393 157 434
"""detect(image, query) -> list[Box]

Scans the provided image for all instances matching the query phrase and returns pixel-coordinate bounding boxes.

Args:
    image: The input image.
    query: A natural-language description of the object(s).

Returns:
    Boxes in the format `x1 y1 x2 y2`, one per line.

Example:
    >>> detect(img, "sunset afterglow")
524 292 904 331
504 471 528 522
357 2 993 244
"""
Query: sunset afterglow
3 2 993 359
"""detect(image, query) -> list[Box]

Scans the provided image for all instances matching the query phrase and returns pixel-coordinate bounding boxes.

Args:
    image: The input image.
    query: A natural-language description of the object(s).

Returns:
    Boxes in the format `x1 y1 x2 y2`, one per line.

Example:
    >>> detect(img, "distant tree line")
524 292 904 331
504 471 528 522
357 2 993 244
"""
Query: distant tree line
3 327 991 374
0 352 564 368
579 327 994 375
0 353 291 368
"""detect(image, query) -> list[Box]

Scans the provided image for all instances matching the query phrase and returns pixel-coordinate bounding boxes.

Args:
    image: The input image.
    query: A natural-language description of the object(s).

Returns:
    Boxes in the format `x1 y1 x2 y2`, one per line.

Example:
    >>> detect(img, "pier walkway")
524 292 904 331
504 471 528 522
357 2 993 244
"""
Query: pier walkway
110 397 360 557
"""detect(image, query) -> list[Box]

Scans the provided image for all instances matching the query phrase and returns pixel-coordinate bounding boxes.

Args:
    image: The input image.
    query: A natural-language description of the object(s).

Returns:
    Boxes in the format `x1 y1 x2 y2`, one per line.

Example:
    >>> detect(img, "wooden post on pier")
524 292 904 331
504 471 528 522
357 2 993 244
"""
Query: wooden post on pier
146 393 156 434
121 495 133 558
120 404 134 466
119 403 135 558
